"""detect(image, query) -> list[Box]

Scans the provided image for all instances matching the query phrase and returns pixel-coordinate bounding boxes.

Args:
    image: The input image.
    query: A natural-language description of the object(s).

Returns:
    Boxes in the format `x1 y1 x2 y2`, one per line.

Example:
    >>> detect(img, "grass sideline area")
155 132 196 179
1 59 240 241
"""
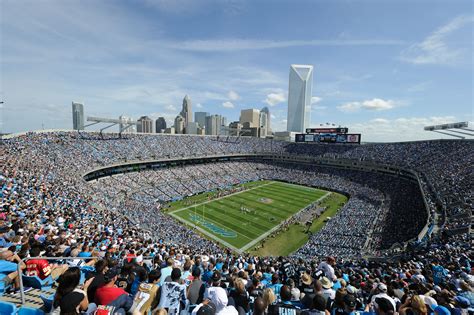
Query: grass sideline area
249 192 348 256
167 180 328 252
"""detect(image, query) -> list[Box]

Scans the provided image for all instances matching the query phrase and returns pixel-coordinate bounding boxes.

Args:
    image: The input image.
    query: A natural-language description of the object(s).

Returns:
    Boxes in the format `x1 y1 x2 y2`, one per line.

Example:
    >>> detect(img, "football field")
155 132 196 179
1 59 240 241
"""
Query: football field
168 180 329 252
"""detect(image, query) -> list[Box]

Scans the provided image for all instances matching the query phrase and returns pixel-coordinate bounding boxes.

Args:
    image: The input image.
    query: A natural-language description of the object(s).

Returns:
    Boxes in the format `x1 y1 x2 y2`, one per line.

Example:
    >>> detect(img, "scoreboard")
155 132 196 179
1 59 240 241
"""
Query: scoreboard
296 126 361 144
295 133 361 144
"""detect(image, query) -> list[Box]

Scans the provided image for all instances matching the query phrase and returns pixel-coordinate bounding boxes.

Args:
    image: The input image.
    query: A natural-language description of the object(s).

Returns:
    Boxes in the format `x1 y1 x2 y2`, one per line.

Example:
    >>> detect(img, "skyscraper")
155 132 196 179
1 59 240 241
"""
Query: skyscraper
195 112 209 129
174 115 185 134
180 95 192 132
205 114 221 135
287 64 313 133
240 109 260 128
186 122 198 135
155 117 167 133
72 102 84 130
261 107 271 134
220 116 227 135
259 111 268 138
137 116 153 133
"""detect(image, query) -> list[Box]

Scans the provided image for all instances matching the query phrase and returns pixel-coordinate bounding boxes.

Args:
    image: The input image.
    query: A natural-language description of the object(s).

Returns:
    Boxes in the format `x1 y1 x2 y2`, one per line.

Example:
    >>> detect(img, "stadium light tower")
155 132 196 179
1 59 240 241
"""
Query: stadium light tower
424 121 474 139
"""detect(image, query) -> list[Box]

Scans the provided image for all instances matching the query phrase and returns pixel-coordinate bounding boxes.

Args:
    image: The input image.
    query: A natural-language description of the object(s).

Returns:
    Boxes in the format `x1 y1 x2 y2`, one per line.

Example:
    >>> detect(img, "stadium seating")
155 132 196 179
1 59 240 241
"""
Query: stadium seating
0 131 472 314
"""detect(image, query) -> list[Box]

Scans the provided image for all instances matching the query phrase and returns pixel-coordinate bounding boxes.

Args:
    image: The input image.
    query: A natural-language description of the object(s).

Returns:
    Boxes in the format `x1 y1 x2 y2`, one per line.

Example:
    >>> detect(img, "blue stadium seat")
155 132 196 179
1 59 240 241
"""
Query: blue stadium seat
18 307 46 315
40 293 54 313
0 301 17 315
22 274 54 290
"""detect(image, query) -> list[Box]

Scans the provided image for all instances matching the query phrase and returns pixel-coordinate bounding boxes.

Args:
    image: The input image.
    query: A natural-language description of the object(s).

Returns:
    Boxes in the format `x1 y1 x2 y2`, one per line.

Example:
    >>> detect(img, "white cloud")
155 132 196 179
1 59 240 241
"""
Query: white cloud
371 118 390 124
337 98 395 112
400 15 474 65
222 101 235 108
196 103 203 108
311 96 322 104
165 104 177 111
337 102 362 112
313 105 327 110
228 90 240 101
264 92 286 106
361 98 394 111
165 38 406 52
349 115 460 142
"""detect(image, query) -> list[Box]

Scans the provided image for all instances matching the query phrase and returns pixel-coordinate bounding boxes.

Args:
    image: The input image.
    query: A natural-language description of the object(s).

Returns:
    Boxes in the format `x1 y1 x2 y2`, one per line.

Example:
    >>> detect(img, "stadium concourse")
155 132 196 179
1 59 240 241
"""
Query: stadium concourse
0 131 472 314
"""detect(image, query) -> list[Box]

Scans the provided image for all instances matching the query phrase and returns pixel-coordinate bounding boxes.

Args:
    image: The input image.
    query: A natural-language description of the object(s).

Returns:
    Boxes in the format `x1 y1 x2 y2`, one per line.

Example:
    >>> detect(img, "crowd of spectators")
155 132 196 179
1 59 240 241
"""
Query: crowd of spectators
0 131 472 314
284 140 473 230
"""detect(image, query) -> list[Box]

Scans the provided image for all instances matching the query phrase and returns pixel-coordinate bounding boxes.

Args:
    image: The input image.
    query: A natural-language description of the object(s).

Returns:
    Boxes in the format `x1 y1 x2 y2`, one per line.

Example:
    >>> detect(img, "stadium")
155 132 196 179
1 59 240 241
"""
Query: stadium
1 130 472 313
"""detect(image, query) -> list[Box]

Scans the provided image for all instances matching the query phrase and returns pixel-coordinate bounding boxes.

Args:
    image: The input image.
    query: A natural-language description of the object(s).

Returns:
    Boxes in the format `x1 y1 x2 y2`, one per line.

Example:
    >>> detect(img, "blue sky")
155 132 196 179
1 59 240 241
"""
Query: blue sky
1 0 473 141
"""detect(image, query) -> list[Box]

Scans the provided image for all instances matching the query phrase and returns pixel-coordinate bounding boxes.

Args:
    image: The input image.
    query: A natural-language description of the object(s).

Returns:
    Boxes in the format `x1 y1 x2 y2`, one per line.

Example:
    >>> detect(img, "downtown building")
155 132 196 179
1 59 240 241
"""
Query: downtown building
72 102 84 130
287 64 313 133
180 95 193 133
137 116 153 133
155 117 167 133
195 112 209 129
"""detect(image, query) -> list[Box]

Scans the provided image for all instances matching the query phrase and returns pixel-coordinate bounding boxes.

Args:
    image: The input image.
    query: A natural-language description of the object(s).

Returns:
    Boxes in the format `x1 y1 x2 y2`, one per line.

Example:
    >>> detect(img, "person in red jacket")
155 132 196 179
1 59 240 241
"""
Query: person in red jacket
95 268 133 312
26 247 67 279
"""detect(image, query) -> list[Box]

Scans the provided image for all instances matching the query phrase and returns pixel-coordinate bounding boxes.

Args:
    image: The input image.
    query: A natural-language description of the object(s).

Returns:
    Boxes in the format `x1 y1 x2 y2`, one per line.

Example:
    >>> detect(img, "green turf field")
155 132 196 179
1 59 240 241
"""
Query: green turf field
168 180 329 252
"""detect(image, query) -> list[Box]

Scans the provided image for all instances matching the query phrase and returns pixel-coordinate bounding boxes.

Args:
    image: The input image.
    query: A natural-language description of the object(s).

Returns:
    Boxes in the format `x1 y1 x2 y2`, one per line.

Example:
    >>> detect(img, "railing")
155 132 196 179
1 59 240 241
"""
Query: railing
17 255 156 305
18 256 93 305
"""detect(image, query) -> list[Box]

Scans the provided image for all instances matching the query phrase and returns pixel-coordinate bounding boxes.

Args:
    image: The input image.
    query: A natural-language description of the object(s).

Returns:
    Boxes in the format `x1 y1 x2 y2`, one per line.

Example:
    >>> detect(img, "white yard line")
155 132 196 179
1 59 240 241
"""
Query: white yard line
239 191 332 252
168 181 276 214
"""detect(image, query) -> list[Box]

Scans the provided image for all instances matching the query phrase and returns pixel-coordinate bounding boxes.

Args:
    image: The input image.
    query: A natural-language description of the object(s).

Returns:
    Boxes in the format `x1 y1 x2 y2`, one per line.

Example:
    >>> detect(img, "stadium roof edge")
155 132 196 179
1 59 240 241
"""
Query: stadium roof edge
2 129 474 144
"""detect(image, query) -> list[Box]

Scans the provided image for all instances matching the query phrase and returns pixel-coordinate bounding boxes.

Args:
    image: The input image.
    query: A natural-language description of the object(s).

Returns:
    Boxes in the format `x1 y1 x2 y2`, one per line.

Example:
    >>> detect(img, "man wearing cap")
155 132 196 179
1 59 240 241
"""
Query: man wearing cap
343 294 358 315
95 268 133 313
370 283 396 311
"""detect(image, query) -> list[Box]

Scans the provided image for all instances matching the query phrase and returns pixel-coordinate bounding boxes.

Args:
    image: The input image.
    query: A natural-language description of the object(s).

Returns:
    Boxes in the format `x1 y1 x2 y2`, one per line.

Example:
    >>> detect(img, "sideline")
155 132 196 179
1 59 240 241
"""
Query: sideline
239 191 331 251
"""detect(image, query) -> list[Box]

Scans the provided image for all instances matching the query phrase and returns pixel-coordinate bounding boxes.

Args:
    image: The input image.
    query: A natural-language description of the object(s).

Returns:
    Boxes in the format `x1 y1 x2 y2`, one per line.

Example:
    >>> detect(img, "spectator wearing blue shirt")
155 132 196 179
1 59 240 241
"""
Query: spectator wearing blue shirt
0 226 13 248
78 244 92 258
160 257 174 285
0 250 26 292
432 261 448 285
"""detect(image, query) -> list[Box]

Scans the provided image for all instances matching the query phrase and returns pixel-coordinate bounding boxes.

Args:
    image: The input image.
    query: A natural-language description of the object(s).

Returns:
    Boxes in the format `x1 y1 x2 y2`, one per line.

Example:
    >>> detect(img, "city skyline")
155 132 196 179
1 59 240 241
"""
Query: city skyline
1 1 473 141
